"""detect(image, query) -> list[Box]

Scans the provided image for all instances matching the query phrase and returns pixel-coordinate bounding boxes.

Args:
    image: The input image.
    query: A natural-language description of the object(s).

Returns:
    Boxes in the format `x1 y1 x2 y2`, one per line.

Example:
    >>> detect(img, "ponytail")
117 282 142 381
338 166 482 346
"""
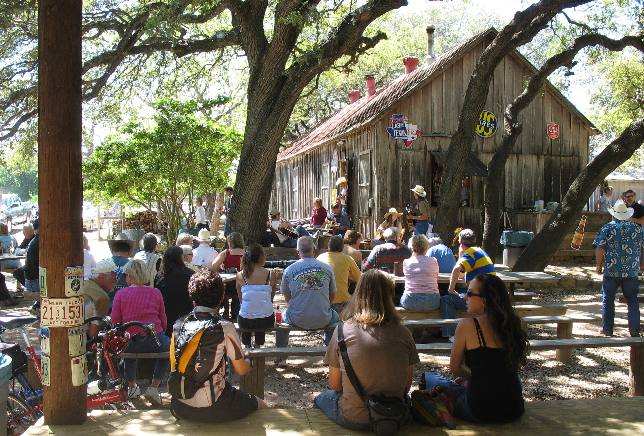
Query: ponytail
241 243 264 277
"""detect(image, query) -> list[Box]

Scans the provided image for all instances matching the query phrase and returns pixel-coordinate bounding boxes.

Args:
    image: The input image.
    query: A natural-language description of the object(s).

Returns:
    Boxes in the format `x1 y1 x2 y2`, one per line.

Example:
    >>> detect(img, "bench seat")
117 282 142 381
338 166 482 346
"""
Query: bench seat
25 397 644 435
396 303 567 320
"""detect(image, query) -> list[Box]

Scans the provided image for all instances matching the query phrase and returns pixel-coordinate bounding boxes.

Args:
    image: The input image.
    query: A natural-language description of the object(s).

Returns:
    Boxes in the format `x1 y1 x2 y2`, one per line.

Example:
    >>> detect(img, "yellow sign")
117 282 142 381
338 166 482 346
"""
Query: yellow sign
475 110 498 138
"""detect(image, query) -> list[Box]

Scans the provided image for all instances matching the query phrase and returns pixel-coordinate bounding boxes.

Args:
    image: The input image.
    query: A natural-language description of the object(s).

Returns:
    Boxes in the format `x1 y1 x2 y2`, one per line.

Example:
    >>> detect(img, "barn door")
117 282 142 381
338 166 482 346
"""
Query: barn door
357 150 371 218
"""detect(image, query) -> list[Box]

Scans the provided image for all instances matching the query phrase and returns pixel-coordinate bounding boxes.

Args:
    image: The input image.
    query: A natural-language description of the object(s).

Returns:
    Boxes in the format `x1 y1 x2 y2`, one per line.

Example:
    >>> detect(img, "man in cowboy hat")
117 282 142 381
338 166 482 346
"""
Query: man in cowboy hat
325 203 350 237
593 200 643 337
192 229 218 267
410 185 431 236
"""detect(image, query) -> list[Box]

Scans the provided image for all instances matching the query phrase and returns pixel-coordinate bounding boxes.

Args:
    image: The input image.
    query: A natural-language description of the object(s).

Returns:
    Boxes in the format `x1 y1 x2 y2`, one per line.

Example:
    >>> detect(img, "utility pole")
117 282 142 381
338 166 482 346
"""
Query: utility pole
38 0 86 424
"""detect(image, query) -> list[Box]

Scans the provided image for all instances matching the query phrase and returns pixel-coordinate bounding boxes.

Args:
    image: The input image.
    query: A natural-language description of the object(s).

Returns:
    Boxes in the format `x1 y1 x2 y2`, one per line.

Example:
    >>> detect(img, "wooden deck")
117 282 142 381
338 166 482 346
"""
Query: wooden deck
25 397 644 435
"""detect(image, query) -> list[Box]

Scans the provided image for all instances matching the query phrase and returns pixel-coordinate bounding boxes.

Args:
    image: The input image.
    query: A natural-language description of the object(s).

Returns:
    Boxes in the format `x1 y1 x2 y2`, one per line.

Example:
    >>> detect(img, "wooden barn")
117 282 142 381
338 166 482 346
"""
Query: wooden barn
271 27 597 238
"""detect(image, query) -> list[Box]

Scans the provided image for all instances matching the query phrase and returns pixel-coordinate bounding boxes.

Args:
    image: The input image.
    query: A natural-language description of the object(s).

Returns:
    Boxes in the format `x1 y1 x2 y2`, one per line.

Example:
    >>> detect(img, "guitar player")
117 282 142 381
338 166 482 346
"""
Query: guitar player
268 209 312 248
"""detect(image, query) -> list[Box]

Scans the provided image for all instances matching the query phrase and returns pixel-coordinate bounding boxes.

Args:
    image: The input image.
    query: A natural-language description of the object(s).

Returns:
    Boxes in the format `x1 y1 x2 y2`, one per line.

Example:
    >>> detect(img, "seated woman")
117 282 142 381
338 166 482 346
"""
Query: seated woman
236 243 276 348
310 197 327 228
0 223 20 269
422 274 528 423
401 235 440 311
212 232 245 320
155 246 194 337
111 259 170 405
373 208 403 246
315 269 419 430
170 269 267 421
342 230 363 266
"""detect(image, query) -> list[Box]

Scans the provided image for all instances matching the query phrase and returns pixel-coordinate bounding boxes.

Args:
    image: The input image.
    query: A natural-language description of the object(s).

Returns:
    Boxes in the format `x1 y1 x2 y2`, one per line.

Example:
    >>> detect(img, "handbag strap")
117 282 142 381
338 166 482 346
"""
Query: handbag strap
337 322 366 400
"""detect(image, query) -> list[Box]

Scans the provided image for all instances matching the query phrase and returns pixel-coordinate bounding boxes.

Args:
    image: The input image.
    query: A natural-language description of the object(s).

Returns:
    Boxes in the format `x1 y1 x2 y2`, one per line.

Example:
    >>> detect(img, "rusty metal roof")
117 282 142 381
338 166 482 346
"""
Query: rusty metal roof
277 27 596 162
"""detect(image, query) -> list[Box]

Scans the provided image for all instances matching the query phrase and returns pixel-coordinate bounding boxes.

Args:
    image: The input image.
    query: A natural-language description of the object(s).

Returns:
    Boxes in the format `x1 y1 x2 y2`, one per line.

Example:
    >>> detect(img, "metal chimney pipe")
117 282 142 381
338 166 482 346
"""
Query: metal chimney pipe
426 26 436 65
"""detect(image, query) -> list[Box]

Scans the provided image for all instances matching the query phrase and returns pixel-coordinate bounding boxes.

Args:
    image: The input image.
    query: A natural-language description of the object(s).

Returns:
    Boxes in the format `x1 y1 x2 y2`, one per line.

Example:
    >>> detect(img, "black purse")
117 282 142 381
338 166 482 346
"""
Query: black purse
337 323 411 436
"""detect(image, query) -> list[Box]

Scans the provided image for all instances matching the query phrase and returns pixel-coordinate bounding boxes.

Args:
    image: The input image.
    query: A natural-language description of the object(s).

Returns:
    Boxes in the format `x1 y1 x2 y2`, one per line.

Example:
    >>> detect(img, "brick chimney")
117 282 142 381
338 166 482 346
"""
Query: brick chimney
426 26 436 65
403 56 420 74
365 74 376 97
348 89 361 104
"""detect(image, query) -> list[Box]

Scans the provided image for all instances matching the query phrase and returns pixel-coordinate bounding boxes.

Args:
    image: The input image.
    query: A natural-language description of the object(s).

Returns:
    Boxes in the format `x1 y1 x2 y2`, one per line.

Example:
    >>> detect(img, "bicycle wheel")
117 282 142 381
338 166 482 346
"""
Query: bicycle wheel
7 394 38 436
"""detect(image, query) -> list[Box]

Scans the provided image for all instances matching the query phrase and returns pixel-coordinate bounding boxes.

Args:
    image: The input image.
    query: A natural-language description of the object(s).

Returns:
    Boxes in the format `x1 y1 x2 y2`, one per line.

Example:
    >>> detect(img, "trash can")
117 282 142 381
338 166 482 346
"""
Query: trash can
500 230 534 268
0 353 13 433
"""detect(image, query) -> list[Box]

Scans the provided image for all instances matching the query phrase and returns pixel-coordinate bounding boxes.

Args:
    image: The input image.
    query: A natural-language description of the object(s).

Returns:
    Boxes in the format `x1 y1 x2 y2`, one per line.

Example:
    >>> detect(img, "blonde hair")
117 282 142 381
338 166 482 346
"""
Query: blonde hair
410 234 429 254
124 259 148 286
342 270 399 326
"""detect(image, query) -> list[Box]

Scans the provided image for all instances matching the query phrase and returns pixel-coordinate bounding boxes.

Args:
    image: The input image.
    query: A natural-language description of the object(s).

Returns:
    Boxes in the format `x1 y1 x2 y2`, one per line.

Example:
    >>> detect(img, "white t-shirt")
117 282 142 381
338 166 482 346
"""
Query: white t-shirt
195 206 207 224
84 249 96 280
192 244 217 267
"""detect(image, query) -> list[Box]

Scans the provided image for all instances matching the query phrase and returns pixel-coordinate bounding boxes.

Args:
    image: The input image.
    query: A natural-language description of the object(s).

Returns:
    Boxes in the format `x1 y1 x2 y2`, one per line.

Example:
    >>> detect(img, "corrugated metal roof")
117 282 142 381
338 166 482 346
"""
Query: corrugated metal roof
278 27 597 162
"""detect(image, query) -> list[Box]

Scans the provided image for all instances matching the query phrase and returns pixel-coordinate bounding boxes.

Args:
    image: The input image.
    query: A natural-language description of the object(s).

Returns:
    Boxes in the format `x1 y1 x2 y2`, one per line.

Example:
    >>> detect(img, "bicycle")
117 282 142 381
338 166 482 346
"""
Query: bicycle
2 314 159 435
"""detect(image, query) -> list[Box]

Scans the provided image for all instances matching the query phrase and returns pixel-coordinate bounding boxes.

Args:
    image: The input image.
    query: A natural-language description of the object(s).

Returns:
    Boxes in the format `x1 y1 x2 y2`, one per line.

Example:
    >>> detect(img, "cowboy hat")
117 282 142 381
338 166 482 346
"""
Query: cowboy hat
411 185 427 197
197 229 211 242
608 200 634 221
383 207 400 219
335 176 347 186
107 233 138 256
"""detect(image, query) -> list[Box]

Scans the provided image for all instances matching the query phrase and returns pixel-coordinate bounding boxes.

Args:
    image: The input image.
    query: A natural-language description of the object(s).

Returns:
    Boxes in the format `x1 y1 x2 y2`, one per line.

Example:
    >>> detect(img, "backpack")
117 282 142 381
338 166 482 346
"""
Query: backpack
168 311 225 400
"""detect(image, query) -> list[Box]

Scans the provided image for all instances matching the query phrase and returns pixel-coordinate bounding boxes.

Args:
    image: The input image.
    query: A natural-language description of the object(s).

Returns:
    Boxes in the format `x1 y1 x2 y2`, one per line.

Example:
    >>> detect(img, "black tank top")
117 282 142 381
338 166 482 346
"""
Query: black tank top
464 318 525 422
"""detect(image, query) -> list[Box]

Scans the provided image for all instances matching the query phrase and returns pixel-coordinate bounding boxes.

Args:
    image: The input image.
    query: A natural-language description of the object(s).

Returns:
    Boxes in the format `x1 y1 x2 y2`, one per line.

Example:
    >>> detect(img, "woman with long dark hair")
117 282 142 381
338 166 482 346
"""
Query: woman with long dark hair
155 245 194 336
236 243 276 348
422 273 528 423
315 270 419 430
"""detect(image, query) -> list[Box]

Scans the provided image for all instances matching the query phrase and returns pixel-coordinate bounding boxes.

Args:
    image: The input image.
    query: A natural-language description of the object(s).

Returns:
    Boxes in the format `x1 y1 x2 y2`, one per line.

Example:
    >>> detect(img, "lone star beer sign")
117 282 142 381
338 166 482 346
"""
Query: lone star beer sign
386 114 421 148
547 123 560 140
475 110 497 138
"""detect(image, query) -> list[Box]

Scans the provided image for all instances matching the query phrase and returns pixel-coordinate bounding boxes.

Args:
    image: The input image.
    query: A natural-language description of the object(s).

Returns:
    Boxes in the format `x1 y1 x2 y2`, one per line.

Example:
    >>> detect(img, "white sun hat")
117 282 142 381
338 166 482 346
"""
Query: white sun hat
608 199 634 221
411 185 427 198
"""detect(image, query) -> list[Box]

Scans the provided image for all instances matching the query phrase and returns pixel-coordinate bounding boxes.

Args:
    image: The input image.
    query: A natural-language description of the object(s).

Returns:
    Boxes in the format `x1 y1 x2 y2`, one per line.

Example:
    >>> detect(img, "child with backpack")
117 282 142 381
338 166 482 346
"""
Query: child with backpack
169 269 267 422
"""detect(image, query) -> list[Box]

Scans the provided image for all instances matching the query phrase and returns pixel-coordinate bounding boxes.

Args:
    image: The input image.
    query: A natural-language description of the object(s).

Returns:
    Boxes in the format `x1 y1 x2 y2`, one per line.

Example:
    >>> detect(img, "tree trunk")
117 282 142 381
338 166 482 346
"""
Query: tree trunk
482 159 505 261
513 119 644 271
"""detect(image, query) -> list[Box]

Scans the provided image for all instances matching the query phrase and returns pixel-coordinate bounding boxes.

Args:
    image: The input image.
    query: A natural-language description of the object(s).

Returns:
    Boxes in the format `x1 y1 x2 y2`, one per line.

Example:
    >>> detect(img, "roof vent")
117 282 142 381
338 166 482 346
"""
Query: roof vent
426 26 436 65
365 74 376 98
348 89 361 104
403 56 420 74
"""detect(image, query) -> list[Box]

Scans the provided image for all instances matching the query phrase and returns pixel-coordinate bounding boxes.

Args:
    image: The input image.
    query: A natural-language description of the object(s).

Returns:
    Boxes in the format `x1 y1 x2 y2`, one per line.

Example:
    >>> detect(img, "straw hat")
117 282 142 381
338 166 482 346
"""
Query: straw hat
411 185 427 198
608 200 634 221
197 229 211 242
383 207 400 219
107 233 137 256
335 176 348 186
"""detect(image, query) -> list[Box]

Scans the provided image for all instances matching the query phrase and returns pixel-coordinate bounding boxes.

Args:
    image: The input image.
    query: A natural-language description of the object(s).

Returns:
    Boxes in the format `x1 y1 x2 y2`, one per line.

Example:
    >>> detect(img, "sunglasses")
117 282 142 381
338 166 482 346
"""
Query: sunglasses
466 291 483 298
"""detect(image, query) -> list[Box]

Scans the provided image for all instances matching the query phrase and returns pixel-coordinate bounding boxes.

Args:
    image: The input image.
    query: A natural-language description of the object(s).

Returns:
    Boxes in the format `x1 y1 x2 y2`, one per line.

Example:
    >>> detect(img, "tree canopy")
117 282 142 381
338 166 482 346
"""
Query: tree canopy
83 98 242 241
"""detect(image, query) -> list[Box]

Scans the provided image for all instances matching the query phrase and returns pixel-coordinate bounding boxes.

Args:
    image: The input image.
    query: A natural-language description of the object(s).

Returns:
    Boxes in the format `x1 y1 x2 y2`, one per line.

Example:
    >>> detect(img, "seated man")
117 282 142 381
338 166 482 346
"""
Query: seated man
426 234 457 295
12 223 35 293
23 218 40 293
276 236 339 359
106 233 137 298
192 229 217 268
169 269 266 422
325 203 350 237
81 259 115 337
180 245 198 271
362 227 412 274
317 236 361 315
440 228 496 339
267 209 310 248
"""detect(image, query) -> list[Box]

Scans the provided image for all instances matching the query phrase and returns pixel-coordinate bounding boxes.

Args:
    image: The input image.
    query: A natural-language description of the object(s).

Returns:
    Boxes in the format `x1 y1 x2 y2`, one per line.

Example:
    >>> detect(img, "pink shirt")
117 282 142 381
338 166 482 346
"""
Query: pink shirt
403 255 439 294
111 286 167 335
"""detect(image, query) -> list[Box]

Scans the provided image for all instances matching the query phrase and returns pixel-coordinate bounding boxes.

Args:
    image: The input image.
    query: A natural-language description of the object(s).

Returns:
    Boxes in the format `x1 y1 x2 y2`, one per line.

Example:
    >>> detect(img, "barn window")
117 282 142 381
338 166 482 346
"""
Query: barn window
321 163 330 209
357 151 371 217
291 166 299 217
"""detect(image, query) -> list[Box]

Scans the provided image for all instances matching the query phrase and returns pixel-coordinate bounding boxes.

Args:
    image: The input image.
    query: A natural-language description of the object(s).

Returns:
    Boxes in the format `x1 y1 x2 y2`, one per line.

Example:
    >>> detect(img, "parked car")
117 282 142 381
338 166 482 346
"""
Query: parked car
0 194 35 223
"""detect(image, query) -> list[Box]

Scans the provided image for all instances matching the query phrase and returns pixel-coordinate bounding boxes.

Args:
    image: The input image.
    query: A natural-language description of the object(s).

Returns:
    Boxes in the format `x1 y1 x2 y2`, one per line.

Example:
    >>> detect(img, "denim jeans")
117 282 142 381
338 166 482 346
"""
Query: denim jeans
123 333 170 382
295 225 311 237
423 372 478 422
602 276 640 335
275 308 340 348
400 292 440 311
415 220 430 235
440 293 467 337
25 278 39 293
314 389 370 431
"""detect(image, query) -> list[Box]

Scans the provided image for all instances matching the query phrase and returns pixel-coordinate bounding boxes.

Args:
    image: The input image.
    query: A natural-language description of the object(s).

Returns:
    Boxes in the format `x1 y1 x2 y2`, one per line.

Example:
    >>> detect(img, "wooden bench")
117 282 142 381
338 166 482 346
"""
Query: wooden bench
24 397 644 435
396 303 567 320
240 336 644 399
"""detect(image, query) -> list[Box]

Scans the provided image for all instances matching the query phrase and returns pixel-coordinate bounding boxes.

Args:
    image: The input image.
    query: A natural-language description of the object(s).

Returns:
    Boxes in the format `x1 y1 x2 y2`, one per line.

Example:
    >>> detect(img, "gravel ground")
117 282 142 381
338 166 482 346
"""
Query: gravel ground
1 259 641 409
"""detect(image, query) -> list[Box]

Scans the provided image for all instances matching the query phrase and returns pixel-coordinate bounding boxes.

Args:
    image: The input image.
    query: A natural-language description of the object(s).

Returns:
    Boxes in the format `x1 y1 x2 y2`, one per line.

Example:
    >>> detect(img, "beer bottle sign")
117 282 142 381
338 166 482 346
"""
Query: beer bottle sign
570 215 587 250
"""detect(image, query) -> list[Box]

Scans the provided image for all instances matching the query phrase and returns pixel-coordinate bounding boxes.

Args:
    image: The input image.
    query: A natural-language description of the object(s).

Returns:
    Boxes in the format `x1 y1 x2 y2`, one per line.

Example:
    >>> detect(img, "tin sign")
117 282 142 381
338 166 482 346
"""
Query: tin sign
68 326 87 357
41 355 51 386
41 297 84 327
40 327 50 355
39 267 47 297
64 266 84 297
476 110 498 138
547 122 560 139
71 354 88 387
386 114 421 147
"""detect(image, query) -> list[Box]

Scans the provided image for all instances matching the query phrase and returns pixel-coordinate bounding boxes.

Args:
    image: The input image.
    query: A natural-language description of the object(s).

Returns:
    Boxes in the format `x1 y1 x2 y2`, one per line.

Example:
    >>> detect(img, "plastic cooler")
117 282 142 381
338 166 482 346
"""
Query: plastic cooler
0 353 12 432
500 230 534 268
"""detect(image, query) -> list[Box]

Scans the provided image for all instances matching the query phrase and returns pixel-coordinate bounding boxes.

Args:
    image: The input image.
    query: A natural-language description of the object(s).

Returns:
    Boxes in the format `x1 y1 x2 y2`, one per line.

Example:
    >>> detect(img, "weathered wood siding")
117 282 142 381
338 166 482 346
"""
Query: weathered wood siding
272 39 593 238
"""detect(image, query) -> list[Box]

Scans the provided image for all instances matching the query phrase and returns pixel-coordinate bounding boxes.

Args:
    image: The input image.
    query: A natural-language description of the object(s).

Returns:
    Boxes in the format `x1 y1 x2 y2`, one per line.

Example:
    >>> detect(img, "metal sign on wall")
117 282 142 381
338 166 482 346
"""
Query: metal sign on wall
547 122 560 139
475 110 497 138
386 114 421 148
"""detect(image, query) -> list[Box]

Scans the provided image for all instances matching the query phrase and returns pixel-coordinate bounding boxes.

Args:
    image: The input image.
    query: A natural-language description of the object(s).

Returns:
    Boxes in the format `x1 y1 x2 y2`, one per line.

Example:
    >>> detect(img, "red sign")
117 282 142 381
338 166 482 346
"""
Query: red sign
547 123 560 140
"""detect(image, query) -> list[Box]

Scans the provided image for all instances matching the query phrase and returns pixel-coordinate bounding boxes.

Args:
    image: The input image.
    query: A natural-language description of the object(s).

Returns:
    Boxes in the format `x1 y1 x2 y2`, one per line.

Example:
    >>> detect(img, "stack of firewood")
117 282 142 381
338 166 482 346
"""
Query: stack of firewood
123 211 159 233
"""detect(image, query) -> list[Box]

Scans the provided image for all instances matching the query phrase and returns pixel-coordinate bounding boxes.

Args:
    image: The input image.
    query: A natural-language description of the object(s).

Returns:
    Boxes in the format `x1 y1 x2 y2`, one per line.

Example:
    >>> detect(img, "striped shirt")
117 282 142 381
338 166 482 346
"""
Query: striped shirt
458 247 496 282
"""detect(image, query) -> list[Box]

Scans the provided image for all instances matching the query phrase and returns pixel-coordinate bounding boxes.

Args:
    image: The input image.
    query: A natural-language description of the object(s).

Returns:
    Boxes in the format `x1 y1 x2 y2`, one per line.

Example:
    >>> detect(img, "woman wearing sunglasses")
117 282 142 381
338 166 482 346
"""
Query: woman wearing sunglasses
421 274 528 423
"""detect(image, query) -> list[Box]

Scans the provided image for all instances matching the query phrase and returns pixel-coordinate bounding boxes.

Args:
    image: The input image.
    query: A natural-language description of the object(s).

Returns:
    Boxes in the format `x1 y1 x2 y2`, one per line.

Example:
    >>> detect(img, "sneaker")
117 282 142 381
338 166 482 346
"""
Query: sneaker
144 386 162 405
127 384 141 399
599 328 614 337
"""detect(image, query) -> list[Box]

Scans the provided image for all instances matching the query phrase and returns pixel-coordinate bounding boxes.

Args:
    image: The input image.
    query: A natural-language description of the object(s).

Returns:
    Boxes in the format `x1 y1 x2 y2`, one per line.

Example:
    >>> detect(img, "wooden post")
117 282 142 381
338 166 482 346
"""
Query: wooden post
240 357 266 399
556 322 573 363
630 345 644 396
39 0 86 424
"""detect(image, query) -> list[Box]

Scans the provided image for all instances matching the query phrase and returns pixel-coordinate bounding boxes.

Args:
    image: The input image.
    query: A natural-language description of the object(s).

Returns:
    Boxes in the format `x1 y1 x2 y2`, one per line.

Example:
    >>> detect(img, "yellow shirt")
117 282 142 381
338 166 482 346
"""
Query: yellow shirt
317 251 361 304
